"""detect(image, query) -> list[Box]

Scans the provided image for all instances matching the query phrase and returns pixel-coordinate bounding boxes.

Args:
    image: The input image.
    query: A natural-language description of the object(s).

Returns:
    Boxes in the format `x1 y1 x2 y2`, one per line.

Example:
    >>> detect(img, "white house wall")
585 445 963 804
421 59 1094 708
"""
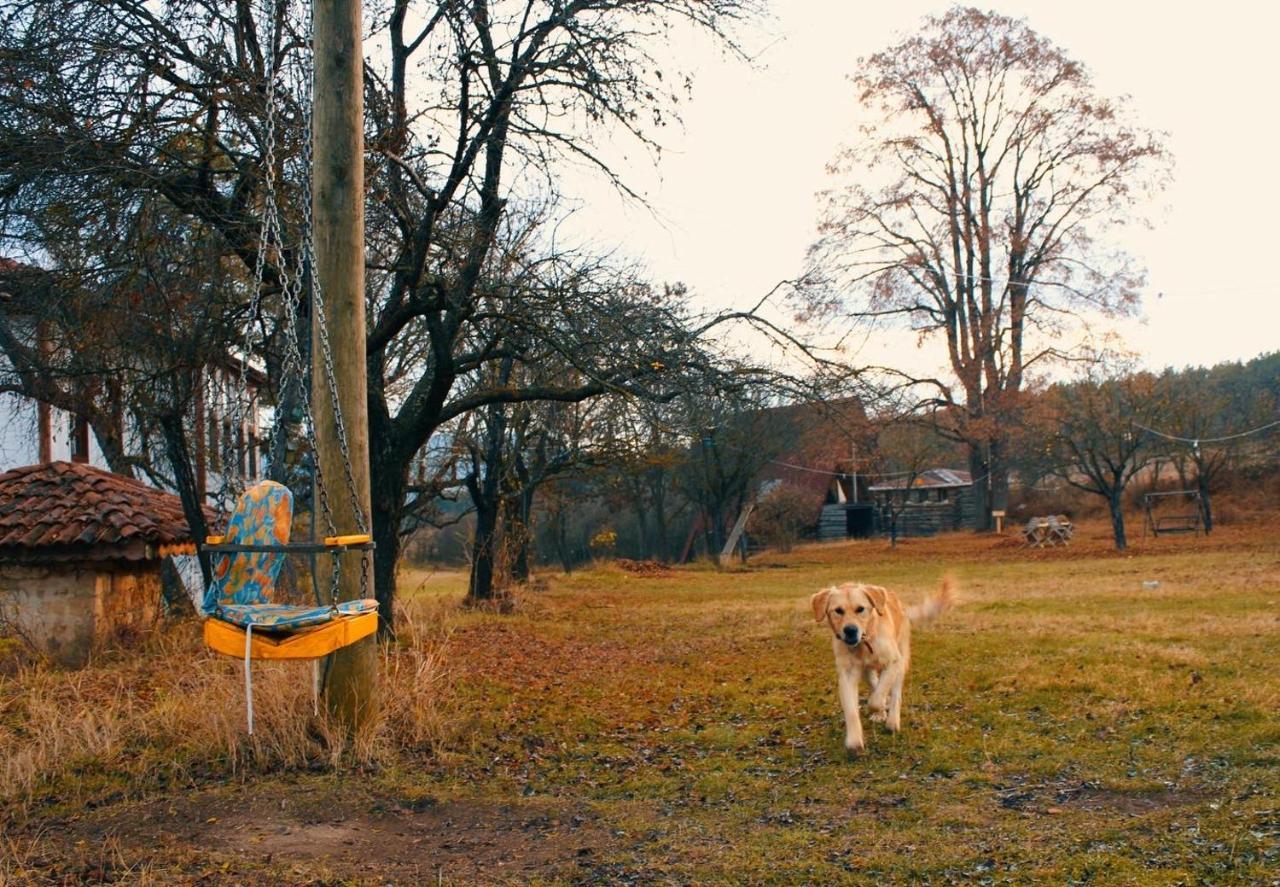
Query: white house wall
0 394 107 472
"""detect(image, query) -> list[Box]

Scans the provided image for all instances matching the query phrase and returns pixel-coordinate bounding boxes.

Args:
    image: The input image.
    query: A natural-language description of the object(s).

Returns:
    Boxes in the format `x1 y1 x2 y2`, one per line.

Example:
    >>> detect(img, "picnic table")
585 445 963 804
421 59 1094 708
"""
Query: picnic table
1021 514 1074 548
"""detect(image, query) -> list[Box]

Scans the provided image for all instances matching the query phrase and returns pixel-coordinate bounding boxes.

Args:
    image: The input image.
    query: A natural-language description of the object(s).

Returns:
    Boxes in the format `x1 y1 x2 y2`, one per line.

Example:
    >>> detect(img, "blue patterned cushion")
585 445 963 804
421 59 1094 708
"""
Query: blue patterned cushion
202 481 293 615
216 598 379 631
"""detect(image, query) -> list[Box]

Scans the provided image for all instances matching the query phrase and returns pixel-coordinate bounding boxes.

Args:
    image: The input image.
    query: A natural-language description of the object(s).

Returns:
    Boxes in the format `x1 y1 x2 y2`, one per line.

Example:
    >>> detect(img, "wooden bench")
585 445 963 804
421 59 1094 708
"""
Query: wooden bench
1154 514 1200 535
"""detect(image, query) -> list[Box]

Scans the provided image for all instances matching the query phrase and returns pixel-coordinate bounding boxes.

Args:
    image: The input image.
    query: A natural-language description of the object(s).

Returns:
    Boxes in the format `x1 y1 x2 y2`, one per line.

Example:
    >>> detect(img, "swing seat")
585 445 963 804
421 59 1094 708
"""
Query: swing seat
216 598 378 631
201 481 377 659
204 610 378 660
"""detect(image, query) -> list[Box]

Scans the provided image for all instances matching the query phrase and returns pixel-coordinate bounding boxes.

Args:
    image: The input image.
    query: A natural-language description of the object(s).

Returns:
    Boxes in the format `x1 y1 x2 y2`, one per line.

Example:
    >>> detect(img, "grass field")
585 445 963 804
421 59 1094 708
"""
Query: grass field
2 520 1278 884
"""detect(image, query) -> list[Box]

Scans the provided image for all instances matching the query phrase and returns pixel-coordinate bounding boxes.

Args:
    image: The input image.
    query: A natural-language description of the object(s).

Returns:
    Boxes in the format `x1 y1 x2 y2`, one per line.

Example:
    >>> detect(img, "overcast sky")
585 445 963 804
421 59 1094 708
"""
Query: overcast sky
553 0 1279 379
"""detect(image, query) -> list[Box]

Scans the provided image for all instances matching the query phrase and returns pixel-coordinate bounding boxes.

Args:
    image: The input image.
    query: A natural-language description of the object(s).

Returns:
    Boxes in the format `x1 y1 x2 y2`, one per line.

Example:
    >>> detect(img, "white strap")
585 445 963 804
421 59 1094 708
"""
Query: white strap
244 622 254 735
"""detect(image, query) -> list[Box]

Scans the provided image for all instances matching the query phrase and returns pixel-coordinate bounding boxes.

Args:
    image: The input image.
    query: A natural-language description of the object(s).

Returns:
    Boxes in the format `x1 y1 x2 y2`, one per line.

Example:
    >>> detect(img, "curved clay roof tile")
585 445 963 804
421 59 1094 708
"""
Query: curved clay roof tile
0 462 213 560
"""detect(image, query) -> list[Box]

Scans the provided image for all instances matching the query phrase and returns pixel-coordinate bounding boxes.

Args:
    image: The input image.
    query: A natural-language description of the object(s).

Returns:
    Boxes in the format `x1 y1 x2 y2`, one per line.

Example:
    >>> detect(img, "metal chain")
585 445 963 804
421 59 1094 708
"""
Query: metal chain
293 0 369 602
242 0 292 489
244 0 371 604
310 247 369 535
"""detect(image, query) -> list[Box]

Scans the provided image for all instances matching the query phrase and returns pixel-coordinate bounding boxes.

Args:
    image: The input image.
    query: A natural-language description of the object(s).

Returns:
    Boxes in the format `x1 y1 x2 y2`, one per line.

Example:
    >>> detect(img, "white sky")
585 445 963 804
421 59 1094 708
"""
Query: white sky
553 0 1280 380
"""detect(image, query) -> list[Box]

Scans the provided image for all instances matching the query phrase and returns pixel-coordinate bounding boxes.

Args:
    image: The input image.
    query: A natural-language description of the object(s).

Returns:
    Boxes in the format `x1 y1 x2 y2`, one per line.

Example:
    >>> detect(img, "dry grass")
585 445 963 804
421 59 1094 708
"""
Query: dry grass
0 594 453 818
2 516 1278 884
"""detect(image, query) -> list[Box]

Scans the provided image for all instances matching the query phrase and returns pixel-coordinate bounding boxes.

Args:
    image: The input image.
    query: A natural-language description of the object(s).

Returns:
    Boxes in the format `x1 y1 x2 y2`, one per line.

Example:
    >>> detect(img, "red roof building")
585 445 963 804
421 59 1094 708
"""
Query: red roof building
0 461 203 562
0 462 207 666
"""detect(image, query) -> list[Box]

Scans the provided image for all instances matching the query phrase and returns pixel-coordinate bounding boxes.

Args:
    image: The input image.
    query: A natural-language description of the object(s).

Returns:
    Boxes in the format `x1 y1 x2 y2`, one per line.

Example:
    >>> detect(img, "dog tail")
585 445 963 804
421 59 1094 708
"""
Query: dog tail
908 574 957 627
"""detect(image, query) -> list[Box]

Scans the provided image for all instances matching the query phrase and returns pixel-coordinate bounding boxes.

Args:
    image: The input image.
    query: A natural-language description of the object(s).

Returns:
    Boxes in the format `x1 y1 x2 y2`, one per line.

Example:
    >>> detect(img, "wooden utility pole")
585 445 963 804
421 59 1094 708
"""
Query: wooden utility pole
312 0 376 733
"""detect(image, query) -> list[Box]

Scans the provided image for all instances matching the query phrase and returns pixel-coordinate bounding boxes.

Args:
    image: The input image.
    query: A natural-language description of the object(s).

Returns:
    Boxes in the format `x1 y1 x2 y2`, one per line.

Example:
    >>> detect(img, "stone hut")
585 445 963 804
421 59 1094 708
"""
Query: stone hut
0 462 201 666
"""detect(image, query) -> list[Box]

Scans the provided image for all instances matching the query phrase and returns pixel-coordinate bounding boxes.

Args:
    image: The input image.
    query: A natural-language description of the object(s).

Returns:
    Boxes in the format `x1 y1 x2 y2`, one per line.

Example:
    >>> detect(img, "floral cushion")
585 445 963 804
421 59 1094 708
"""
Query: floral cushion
202 481 293 615
215 598 379 631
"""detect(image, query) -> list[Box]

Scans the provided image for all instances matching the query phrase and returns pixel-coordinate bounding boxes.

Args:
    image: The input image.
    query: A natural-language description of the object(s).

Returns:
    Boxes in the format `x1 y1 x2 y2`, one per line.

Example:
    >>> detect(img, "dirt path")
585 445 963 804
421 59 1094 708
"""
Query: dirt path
21 785 618 884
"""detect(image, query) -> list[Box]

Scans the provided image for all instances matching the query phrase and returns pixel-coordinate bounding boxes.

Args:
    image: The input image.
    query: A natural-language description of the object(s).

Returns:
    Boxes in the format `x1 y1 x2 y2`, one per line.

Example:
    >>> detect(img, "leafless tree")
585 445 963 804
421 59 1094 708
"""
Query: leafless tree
871 418 954 547
2 0 805 632
806 6 1171 529
1152 363 1278 533
1035 363 1168 550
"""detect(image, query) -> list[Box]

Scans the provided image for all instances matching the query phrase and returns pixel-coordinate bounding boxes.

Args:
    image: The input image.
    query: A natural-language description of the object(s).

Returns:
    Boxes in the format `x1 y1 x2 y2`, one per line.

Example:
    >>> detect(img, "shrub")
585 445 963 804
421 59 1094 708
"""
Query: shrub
747 487 815 553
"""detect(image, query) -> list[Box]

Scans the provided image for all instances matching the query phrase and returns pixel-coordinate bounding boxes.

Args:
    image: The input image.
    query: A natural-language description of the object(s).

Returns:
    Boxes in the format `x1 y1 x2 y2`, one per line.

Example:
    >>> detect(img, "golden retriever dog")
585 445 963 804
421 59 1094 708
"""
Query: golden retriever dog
810 577 956 754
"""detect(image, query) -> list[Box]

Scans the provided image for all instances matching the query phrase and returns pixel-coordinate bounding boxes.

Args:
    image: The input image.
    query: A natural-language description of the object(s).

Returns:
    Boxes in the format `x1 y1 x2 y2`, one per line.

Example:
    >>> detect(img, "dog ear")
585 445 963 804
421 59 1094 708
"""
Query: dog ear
864 585 888 617
810 588 831 623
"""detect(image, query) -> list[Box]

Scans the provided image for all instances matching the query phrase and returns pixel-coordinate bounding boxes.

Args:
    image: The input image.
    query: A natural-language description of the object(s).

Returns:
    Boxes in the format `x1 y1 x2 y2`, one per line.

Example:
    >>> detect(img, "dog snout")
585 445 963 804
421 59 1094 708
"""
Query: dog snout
842 625 861 644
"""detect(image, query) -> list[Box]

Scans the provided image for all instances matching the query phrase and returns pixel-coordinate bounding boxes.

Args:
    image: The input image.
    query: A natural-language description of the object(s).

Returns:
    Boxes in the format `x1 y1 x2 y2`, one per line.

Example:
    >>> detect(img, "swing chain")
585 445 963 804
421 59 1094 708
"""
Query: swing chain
294 0 369 602
245 0 370 606
227 6 283 503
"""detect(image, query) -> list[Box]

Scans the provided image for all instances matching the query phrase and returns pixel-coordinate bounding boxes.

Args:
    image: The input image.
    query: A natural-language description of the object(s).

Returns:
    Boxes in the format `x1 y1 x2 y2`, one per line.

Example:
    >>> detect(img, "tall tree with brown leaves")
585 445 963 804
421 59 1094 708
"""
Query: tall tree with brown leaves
807 6 1171 528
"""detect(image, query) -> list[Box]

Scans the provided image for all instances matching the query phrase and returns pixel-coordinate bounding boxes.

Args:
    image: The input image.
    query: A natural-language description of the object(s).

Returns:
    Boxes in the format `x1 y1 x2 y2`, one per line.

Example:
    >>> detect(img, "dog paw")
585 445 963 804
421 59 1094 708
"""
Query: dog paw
844 739 865 756
869 709 888 724
867 697 887 715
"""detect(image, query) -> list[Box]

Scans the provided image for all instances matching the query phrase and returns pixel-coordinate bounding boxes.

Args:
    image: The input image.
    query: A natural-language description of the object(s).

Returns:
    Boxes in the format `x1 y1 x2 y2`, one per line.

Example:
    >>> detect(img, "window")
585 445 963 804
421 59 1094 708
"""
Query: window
222 419 234 475
208 409 220 472
70 415 90 464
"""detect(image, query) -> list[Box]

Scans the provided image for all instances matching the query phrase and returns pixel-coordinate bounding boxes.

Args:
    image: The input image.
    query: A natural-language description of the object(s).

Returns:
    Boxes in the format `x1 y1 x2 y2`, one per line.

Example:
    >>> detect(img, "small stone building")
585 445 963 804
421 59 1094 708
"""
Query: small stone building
0 462 202 666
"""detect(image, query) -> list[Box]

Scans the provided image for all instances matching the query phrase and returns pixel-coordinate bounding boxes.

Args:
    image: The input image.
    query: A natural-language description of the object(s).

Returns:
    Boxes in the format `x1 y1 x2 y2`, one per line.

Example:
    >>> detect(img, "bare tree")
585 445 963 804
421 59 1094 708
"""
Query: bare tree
0 201 252 581
1153 363 1278 533
1 0 785 632
675 387 801 561
1036 365 1168 550
807 6 1171 529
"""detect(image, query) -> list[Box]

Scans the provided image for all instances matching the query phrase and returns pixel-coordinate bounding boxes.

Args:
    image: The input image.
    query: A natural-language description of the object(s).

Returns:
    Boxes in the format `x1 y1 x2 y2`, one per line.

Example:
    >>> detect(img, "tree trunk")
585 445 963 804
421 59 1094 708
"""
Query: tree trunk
988 435 1009 517
91 420 134 477
631 499 650 559
1108 491 1127 551
1196 471 1213 534
554 507 573 573
968 445 992 531
651 475 671 562
467 481 500 601
369 460 406 634
159 412 212 587
503 490 533 583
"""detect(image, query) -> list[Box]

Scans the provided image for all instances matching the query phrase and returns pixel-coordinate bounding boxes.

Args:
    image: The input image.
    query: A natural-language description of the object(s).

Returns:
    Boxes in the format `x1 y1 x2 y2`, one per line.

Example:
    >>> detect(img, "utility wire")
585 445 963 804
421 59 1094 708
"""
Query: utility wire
1133 419 1280 445
767 459 915 479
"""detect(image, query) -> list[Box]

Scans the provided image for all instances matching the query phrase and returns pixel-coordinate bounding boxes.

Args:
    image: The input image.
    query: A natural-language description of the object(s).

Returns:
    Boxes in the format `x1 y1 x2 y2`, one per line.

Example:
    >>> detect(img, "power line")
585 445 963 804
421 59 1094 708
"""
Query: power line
767 459 949 480
904 269 1278 301
1133 419 1280 446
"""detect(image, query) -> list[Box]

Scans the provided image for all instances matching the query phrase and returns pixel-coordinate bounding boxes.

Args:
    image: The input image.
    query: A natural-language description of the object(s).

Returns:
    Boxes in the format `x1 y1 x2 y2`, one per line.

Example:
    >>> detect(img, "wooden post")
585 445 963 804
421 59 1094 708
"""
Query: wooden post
37 322 52 462
313 0 376 733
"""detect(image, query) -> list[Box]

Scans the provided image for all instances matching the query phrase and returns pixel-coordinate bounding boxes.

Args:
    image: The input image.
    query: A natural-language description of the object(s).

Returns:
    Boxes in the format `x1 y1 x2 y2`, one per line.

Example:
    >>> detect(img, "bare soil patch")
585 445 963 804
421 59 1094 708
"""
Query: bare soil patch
996 778 1205 817
32 787 614 884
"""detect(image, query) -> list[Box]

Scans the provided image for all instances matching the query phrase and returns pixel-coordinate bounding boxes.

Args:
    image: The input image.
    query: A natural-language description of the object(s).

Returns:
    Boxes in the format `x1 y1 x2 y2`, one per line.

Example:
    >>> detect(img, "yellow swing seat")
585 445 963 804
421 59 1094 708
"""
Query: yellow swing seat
201 481 378 661
203 610 378 660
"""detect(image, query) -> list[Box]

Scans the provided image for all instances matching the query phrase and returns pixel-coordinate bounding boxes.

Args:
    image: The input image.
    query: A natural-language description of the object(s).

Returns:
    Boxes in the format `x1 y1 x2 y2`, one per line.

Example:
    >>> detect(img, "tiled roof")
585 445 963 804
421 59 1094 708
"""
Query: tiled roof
867 468 974 492
0 462 210 562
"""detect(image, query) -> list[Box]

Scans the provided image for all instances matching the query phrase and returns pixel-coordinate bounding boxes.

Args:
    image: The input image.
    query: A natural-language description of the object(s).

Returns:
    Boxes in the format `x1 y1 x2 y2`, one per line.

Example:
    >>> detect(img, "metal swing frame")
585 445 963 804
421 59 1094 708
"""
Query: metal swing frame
1141 490 1205 538
200 0 374 669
